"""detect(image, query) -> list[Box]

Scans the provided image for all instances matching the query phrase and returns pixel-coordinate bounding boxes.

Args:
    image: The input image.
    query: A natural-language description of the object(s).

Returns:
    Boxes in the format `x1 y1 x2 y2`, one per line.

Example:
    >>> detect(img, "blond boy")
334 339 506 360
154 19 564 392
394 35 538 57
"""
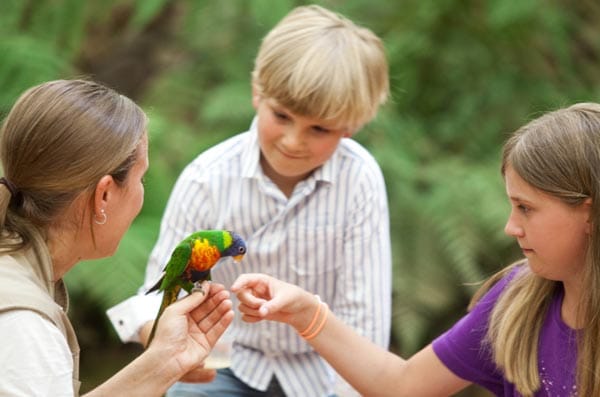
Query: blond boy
108 5 391 397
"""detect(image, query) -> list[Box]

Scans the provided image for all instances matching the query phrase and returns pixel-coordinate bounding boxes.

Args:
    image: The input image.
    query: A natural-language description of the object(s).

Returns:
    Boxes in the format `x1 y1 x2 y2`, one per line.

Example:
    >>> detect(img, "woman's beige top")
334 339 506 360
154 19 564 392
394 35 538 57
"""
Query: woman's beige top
0 241 81 395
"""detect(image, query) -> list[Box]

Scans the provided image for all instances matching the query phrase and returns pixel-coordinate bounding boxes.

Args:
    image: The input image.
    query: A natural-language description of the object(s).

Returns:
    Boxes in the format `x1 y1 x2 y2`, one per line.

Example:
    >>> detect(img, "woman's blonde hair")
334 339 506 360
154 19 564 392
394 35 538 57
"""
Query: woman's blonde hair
252 5 389 130
472 103 600 396
0 79 147 252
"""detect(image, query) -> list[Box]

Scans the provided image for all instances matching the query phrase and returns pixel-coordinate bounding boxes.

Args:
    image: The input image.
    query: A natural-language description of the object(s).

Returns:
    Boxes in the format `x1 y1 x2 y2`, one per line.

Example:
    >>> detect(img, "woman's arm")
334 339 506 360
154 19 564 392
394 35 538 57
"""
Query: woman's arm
231 274 470 397
85 282 233 397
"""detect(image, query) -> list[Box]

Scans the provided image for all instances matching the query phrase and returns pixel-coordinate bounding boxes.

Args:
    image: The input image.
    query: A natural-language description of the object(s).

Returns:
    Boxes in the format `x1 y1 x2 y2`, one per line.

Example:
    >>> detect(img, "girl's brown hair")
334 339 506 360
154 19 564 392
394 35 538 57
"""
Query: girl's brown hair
473 103 600 396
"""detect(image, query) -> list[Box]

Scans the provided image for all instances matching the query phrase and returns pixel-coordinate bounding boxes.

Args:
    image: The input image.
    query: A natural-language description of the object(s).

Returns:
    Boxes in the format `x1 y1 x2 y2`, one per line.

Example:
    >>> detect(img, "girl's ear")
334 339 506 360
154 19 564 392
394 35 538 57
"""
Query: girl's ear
93 175 114 219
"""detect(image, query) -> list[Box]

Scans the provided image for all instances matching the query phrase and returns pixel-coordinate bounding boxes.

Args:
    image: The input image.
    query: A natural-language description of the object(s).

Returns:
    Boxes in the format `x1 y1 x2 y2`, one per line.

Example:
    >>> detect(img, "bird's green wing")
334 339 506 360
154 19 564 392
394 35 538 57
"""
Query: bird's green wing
159 242 192 291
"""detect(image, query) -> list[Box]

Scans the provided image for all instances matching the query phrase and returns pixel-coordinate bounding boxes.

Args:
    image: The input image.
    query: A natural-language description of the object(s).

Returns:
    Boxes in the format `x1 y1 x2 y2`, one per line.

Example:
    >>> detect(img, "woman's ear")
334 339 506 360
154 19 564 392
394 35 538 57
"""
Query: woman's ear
583 198 593 234
93 175 114 220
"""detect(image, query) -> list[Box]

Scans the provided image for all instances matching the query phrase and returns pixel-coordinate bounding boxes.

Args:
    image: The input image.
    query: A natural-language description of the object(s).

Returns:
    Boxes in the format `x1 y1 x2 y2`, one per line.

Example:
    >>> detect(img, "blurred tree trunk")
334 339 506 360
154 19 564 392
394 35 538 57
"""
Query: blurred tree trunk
76 1 181 100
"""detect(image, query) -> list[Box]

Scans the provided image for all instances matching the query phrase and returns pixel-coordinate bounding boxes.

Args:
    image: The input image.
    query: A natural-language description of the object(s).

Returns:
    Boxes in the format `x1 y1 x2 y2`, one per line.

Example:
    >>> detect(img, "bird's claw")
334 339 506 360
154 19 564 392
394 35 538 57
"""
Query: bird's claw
192 281 205 295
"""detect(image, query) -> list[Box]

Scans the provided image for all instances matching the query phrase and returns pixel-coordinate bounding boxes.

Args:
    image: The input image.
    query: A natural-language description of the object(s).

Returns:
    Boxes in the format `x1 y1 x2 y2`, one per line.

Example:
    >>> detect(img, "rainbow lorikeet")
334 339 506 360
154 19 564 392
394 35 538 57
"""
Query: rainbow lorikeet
145 230 247 346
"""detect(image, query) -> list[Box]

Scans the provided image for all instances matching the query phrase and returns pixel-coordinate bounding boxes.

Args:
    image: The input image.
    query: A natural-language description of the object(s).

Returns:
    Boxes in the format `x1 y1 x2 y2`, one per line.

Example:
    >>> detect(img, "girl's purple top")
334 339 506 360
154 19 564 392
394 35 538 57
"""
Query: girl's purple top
432 267 578 396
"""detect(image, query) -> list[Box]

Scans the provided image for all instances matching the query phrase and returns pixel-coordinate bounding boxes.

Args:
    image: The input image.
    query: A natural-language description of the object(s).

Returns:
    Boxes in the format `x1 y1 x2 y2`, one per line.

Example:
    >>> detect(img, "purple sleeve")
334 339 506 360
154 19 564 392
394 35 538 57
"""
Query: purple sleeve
432 269 519 394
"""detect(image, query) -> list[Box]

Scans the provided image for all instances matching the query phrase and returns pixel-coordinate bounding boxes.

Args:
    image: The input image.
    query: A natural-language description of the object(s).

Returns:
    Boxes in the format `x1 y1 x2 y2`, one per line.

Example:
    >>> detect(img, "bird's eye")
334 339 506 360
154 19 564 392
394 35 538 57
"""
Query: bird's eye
239 246 246 254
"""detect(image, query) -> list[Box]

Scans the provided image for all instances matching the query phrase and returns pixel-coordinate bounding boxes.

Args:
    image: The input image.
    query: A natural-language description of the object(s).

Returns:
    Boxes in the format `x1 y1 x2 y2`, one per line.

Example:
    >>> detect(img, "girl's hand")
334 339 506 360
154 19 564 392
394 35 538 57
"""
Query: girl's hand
231 273 317 333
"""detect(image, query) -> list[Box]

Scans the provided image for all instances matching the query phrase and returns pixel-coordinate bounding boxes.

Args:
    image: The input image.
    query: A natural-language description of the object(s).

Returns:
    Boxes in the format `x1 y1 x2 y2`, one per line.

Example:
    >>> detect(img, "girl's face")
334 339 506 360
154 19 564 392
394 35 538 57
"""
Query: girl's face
253 95 352 196
503 166 591 283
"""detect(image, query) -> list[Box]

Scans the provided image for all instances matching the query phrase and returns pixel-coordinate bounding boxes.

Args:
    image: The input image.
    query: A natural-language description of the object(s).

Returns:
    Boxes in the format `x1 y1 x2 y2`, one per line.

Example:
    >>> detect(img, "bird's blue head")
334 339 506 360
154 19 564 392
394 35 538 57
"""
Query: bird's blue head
223 231 247 262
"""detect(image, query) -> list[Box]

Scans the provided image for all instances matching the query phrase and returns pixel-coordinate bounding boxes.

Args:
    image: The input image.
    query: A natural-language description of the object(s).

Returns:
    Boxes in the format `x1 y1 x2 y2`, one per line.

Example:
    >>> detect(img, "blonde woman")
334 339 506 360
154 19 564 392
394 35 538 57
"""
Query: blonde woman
233 103 600 396
0 79 234 396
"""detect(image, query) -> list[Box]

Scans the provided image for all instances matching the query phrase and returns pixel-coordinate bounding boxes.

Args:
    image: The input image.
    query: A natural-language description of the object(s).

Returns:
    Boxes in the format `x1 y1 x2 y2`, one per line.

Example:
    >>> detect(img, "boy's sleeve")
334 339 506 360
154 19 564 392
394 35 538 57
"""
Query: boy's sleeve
105 293 162 343
333 156 392 373
332 158 391 395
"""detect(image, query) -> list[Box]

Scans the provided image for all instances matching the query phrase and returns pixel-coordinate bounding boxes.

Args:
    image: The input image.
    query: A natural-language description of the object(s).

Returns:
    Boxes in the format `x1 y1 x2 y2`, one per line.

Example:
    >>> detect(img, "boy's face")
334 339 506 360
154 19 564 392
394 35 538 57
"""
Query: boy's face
253 95 352 194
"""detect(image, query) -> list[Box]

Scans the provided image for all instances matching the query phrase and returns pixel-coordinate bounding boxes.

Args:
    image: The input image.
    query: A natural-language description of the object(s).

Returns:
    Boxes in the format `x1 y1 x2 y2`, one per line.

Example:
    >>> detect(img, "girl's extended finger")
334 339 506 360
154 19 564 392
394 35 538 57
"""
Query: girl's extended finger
236 288 268 308
237 302 263 317
240 313 264 324
231 273 268 292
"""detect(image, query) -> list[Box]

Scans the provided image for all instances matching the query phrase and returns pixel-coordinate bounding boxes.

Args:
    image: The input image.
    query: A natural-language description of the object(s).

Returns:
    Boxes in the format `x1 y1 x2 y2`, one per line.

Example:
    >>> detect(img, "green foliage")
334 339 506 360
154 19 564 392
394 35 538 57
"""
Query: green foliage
2 2 600 394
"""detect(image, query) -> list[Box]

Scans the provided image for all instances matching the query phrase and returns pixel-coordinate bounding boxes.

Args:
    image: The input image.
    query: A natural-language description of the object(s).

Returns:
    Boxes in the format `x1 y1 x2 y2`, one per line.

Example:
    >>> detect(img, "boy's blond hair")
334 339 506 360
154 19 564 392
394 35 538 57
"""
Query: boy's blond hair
252 5 389 130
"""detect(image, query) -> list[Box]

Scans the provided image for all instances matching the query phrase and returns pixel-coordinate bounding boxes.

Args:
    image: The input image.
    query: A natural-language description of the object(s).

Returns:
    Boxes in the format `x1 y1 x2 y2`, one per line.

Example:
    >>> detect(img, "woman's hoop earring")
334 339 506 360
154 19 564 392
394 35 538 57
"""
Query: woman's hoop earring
94 209 107 225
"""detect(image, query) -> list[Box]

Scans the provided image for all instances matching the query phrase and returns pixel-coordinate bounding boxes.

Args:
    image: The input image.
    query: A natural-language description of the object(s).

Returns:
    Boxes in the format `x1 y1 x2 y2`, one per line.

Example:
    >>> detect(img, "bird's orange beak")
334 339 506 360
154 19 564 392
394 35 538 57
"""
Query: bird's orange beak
233 254 245 262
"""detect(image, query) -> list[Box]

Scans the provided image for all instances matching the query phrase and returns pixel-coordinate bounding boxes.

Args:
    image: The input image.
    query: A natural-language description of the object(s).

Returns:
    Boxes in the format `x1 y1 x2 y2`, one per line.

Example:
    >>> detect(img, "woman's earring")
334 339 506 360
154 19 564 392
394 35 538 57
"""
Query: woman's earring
94 209 107 225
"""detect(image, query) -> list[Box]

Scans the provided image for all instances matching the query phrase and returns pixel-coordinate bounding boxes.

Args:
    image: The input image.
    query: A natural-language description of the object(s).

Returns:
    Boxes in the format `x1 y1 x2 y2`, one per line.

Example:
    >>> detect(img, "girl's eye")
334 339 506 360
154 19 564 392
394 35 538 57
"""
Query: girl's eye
517 204 530 213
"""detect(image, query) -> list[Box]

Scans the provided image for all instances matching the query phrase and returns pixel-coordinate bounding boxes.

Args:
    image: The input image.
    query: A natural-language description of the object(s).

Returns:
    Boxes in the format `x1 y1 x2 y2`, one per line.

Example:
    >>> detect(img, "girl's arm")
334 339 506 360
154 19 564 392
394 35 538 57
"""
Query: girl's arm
232 274 470 397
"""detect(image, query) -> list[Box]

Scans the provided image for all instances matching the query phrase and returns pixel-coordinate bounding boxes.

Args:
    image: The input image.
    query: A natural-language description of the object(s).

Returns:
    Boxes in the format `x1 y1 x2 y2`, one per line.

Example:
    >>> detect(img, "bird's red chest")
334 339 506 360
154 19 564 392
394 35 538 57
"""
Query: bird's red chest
189 238 221 271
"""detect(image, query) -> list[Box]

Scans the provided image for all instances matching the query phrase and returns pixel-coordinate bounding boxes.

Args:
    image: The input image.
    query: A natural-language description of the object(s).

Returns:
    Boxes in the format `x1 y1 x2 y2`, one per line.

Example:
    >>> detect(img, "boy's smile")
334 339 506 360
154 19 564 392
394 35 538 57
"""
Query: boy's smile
253 96 351 196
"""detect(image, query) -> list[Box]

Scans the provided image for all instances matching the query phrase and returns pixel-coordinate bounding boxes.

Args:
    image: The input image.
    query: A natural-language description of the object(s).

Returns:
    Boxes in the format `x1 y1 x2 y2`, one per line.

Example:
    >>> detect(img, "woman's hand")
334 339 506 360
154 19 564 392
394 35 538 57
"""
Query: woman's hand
149 282 234 382
231 273 318 333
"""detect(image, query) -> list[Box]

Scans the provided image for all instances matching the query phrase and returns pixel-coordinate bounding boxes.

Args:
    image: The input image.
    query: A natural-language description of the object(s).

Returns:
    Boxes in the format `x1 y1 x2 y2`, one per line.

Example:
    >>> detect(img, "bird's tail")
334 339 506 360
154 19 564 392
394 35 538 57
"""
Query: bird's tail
146 287 179 347
145 274 165 295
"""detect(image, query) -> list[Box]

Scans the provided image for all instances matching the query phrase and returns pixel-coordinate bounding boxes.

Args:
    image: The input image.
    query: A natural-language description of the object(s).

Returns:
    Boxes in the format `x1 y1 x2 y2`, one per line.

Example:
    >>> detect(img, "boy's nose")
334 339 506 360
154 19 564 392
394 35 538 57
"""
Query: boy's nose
282 127 304 149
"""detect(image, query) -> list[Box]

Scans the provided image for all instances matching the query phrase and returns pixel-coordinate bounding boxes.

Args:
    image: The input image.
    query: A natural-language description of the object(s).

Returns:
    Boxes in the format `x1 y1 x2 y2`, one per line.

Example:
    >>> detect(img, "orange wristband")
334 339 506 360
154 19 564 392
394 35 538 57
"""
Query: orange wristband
299 295 322 337
303 302 328 340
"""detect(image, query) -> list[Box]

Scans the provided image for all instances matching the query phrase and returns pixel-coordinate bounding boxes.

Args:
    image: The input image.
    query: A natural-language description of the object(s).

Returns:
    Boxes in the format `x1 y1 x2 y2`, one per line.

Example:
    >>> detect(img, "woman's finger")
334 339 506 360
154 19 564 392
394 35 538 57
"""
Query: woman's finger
202 308 235 345
189 288 230 323
165 282 212 317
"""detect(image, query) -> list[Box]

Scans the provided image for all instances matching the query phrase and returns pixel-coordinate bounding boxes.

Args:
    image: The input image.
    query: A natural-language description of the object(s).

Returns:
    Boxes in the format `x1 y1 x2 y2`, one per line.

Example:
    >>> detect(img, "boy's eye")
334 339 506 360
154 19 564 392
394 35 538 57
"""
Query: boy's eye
517 204 530 213
273 110 289 121
312 125 331 134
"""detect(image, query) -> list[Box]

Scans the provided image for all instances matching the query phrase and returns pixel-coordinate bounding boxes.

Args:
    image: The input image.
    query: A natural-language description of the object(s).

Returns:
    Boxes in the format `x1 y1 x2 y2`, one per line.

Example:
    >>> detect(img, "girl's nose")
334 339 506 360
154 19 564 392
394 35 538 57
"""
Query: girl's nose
504 213 524 238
